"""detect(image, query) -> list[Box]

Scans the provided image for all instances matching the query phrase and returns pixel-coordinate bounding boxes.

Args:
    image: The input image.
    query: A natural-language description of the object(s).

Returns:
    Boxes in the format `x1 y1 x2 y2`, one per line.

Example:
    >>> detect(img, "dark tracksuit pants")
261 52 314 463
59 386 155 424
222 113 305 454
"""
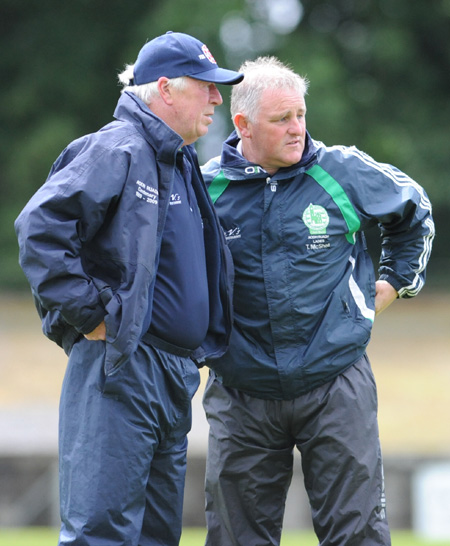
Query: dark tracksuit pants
203 354 391 546
58 336 200 546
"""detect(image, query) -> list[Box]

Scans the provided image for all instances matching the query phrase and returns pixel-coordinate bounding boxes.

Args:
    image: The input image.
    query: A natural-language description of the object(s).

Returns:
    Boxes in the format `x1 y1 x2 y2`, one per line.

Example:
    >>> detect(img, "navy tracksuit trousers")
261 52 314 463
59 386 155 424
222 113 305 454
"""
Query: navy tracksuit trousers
58 336 200 546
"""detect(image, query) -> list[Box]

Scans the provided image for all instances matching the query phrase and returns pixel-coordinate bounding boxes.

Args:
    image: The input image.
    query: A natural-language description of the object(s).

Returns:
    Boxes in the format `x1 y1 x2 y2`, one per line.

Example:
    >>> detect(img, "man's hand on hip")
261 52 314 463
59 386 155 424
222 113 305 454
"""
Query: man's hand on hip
375 280 398 316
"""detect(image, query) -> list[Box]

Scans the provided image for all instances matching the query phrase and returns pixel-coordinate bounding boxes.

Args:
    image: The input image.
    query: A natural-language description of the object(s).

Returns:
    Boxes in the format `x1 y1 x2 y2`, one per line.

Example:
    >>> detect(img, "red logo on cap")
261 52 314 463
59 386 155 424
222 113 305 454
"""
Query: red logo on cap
202 44 217 65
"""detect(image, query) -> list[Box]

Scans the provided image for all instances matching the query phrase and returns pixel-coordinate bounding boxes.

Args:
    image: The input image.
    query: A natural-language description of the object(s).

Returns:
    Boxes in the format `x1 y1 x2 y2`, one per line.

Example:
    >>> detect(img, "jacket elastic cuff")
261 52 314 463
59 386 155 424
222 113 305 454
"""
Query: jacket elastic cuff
378 274 402 297
77 306 106 335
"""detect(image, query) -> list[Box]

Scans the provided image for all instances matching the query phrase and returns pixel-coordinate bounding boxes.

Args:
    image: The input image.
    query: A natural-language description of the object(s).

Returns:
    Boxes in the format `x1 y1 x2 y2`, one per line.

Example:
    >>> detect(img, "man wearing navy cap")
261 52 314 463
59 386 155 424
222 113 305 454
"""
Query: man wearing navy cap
15 31 243 545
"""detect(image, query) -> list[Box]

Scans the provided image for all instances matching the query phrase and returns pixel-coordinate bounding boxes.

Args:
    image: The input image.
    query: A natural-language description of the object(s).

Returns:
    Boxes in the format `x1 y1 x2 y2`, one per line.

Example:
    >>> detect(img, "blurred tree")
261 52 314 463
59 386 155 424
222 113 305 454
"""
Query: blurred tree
0 0 162 288
277 0 450 200
0 0 448 290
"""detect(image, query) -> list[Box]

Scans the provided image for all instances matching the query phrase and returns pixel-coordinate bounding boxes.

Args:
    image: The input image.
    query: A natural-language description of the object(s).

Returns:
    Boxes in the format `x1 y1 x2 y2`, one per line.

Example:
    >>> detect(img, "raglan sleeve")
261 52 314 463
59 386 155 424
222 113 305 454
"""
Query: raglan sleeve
355 153 435 298
14 141 129 335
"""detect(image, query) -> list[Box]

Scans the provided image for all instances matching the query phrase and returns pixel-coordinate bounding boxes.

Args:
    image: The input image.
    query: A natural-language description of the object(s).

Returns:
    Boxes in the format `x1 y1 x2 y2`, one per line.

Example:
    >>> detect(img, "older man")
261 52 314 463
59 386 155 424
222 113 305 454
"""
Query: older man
15 31 242 546
202 56 434 546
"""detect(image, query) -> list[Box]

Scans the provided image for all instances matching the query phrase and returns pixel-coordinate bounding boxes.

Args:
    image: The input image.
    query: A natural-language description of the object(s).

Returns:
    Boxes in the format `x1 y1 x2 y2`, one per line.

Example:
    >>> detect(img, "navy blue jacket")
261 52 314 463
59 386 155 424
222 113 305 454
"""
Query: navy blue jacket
15 92 233 373
202 131 435 399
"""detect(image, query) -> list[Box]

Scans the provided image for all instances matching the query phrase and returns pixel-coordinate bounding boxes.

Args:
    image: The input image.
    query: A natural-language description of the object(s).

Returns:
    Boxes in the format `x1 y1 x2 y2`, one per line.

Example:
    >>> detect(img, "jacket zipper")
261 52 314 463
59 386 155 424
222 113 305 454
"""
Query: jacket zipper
266 177 278 192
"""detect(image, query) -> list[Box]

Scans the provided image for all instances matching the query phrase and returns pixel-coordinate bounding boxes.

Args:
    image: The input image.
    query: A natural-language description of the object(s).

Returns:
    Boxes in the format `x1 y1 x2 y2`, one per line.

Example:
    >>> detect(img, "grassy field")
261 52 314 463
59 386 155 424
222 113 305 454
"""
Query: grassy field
1 528 450 546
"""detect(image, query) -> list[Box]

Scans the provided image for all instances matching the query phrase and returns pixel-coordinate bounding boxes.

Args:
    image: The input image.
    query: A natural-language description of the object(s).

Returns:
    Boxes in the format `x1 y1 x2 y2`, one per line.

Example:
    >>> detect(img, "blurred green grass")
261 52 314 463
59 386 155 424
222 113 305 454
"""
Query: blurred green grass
1 528 450 545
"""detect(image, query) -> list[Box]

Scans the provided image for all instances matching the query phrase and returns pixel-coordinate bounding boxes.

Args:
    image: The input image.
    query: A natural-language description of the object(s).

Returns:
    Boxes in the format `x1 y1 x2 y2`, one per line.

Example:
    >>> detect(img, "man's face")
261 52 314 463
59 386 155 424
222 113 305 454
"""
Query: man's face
171 77 223 145
239 87 307 175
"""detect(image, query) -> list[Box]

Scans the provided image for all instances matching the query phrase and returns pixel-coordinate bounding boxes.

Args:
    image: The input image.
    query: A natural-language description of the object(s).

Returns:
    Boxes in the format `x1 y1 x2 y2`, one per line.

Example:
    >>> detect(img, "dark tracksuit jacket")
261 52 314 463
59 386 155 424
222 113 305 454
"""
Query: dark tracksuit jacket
202 131 435 400
15 91 233 371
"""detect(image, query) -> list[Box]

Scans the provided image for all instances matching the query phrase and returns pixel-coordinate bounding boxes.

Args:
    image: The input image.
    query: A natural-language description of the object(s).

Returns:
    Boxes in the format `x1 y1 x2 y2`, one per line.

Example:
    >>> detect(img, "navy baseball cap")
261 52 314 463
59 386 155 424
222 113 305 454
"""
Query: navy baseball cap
132 31 244 85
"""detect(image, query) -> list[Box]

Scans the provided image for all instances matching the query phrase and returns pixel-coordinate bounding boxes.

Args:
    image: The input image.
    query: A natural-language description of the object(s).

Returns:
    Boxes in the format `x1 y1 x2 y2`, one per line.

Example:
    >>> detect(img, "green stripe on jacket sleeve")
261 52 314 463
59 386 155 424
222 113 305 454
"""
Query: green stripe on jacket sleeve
306 164 361 244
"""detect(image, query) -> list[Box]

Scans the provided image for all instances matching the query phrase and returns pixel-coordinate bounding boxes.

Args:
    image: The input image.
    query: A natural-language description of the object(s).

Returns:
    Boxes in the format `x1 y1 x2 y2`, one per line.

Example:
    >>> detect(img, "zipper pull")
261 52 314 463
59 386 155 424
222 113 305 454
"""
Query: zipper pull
266 177 278 192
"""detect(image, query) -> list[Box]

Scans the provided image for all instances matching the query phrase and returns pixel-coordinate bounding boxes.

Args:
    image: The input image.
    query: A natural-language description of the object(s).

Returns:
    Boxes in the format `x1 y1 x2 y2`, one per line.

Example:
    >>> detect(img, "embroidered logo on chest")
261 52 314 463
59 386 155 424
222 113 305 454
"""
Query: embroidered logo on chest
302 204 329 235
224 226 241 241
302 204 331 251
169 193 182 206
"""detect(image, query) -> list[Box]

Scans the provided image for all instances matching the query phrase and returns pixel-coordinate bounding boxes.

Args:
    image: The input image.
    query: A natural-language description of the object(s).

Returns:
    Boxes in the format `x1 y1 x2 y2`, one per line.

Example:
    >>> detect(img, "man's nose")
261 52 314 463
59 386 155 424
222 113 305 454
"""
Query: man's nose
210 84 223 105
289 117 304 134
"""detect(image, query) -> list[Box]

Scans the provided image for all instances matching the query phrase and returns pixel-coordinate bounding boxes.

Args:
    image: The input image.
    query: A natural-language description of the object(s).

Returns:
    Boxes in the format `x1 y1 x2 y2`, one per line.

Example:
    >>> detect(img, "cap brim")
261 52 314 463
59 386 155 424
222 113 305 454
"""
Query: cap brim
189 67 244 85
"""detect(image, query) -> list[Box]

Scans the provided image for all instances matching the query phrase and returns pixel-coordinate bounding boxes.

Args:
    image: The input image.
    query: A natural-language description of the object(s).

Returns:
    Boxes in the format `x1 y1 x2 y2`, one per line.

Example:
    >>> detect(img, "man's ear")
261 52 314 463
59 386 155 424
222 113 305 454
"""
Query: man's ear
157 77 173 105
234 113 252 138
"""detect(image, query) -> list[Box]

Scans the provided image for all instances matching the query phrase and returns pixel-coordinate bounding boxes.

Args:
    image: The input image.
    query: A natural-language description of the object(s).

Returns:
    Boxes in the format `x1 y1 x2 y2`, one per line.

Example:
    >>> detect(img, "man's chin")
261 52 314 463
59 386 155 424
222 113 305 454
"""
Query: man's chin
285 153 303 166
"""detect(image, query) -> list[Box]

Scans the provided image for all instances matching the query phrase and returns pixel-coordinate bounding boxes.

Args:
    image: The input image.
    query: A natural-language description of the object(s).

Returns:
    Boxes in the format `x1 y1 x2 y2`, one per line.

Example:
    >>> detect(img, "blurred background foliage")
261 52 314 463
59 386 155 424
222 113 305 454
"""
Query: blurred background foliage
1 0 448 290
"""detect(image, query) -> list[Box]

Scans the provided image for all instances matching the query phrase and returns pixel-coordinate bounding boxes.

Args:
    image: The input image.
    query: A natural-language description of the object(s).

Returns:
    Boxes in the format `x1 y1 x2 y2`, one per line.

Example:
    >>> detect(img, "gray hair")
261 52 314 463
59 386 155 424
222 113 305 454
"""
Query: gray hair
118 64 188 105
230 56 309 133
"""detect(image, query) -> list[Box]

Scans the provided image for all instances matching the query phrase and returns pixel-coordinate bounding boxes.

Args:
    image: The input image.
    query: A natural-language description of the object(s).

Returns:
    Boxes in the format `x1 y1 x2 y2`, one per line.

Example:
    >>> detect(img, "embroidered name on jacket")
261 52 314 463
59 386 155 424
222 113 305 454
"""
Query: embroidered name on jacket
135 180 158 205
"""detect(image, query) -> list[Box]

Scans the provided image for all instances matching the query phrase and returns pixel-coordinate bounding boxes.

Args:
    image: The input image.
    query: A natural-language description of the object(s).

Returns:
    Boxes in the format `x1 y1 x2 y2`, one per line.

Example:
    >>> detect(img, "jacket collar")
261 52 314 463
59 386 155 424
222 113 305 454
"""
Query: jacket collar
113 91 184 163
220 130 318 180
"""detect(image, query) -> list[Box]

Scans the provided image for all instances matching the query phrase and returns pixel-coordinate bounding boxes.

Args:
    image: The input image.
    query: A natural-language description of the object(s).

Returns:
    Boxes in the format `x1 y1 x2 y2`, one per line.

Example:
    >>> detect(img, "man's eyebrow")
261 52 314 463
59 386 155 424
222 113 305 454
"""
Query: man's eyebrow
275 106 307 117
